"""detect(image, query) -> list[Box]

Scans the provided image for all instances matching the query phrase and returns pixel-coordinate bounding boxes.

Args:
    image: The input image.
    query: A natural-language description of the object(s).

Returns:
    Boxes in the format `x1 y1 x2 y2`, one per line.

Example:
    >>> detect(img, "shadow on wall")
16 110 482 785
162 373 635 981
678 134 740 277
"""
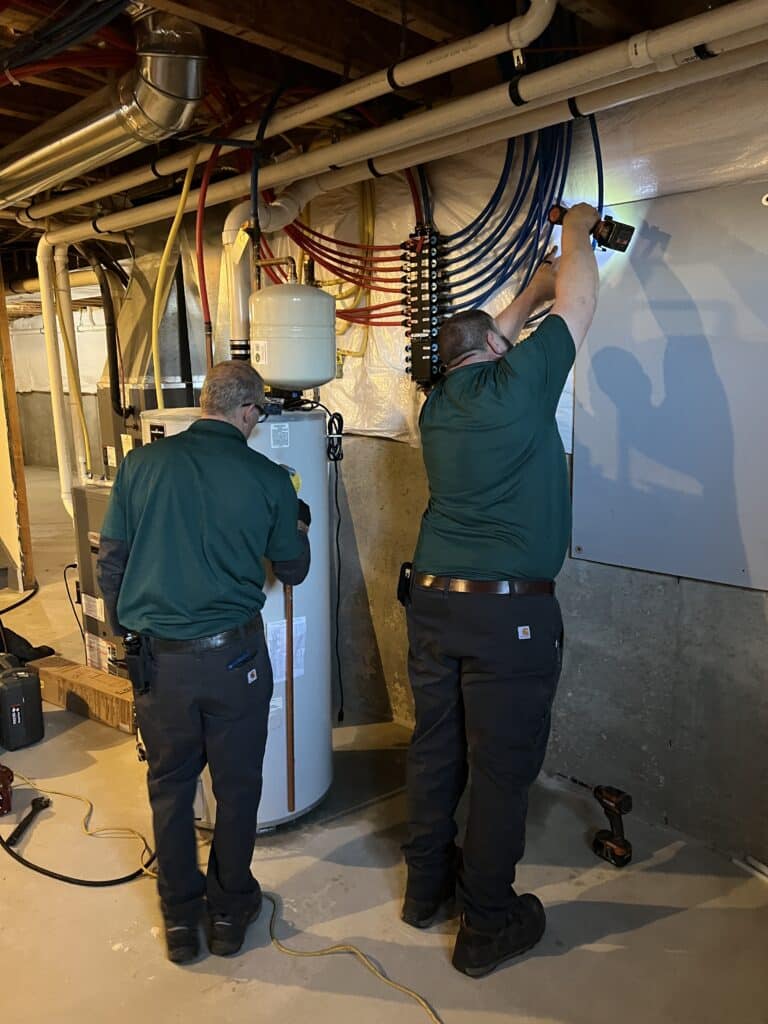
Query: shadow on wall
573 222 749 587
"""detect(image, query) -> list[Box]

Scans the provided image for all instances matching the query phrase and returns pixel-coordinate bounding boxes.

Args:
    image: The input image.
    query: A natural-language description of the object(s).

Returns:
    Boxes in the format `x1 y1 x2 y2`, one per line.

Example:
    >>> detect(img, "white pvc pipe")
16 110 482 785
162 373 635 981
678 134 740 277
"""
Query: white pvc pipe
44 35 768 248
26 0 768 232
23 0 557 222
222 200 251 347
7 268 98 294
54 245 88 481
349 38 768 187
36 238 73 517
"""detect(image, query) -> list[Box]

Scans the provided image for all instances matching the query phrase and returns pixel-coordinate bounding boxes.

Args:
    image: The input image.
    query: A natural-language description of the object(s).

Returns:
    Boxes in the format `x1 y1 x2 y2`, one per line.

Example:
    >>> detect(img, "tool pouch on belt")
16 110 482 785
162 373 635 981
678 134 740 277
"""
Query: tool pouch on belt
397 562 413 607
124 632 152 695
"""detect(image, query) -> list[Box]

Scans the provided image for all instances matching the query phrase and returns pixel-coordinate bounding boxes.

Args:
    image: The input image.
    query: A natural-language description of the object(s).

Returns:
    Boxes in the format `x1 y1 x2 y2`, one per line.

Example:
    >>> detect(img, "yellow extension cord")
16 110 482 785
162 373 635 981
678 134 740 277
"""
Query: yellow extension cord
11 773 443 1023
151 148 200 409
53 289 93 476
263 892 443 1024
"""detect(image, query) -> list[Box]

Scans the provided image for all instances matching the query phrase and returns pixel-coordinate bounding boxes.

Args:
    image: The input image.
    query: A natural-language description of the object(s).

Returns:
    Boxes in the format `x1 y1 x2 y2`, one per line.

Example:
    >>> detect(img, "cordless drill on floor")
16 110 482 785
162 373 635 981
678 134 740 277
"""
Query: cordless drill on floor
593 785 633 867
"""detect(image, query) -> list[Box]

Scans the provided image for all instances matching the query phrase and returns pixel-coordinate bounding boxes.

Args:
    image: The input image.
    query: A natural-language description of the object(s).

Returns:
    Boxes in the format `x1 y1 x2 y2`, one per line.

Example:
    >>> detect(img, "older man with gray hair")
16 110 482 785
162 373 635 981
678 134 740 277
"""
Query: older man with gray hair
97 360 311 964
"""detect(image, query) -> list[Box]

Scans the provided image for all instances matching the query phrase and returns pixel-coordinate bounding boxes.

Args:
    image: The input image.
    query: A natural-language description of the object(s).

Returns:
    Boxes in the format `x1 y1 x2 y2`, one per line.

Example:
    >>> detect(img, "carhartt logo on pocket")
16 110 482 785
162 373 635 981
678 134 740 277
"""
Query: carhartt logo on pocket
247 668 258 684
517 626 531 640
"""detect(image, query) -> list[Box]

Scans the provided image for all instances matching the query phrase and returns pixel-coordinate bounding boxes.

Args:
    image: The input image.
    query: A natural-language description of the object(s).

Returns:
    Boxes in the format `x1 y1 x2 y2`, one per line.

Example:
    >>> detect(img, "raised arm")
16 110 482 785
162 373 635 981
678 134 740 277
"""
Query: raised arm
551 202 600 347
495 251 559 342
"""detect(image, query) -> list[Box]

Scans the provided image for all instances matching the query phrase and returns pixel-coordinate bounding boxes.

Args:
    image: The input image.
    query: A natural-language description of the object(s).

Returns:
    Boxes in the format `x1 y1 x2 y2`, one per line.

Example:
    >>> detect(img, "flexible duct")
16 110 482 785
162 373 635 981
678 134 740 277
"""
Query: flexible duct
0 11 205 209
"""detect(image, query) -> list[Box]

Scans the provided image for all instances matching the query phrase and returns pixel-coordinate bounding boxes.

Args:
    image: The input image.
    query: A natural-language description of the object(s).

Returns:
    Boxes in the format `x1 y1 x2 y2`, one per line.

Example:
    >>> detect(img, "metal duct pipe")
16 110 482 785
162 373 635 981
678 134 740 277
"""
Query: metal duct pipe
0 10 205 209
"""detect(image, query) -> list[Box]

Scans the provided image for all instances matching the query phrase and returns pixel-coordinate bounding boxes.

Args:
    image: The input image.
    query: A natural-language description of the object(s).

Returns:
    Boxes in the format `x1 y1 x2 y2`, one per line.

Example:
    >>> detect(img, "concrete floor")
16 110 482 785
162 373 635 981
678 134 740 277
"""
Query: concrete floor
1 468 767 1024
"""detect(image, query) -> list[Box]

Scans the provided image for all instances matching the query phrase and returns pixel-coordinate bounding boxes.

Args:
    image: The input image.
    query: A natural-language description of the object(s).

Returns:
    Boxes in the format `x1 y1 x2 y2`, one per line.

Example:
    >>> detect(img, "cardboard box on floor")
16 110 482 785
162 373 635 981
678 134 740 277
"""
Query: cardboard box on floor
28 656 135 734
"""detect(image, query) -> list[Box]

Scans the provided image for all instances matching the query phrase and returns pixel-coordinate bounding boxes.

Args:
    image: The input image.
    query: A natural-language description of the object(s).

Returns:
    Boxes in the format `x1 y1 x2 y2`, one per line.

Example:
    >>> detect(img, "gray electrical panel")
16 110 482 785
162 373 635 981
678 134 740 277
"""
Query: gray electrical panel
572 180 768 590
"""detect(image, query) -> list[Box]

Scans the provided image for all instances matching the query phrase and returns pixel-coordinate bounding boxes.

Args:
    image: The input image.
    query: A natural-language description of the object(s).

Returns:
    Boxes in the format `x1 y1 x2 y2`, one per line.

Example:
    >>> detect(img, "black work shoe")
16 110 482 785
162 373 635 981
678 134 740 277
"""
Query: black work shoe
164 921 200 964
402 848 461 929
452 894 546 978
401 880 456 929
206 897 262 957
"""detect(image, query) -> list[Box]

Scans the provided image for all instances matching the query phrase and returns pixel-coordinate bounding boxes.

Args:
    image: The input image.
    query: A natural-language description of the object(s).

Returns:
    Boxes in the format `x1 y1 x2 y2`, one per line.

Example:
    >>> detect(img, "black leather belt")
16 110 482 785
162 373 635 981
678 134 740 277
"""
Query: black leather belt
413 572 554 596
149 615 262 653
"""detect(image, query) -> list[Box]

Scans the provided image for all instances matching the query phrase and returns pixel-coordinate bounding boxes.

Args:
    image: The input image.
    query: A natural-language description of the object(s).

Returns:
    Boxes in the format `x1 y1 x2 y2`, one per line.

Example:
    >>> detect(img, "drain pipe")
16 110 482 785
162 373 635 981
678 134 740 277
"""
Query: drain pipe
54 246 93 480
22 0 556 222
36 239 73 517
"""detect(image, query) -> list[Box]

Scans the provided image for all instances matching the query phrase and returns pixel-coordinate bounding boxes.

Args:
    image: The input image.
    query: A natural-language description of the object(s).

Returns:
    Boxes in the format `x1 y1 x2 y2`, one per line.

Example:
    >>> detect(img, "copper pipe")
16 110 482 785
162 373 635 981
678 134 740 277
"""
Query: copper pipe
284 584 296 813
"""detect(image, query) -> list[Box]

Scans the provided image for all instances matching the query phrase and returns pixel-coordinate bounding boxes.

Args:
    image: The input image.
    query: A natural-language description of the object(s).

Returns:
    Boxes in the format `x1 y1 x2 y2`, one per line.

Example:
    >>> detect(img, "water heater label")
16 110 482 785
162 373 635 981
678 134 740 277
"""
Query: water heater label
86 634 110 672
252 341 269 367
266 617 306 683
82 594 105 622
270 423 290 449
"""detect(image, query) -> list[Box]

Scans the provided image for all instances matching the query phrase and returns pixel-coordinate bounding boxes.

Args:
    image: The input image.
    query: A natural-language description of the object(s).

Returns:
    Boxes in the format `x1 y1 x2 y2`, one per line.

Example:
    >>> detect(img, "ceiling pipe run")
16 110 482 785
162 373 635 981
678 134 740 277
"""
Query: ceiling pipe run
20 0 768 233
38 33 768 248
0 10 205 210
22 0 557 221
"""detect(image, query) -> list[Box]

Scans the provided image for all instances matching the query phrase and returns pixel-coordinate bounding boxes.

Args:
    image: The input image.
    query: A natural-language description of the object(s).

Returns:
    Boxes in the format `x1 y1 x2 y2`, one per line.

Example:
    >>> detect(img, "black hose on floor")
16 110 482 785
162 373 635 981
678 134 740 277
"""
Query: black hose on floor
0 832 156 887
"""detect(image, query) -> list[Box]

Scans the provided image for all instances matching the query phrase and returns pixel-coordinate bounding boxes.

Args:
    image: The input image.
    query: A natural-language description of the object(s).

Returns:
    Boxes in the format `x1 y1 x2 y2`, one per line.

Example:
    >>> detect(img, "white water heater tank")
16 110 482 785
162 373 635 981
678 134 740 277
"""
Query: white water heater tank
138 406 333 829
249 282 336 390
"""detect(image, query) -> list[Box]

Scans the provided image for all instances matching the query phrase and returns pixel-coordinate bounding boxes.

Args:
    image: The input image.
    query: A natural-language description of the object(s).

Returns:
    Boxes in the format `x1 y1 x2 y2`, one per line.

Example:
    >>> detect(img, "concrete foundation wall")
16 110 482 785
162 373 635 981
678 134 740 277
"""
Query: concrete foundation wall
17 391 101 469
338 436 768 863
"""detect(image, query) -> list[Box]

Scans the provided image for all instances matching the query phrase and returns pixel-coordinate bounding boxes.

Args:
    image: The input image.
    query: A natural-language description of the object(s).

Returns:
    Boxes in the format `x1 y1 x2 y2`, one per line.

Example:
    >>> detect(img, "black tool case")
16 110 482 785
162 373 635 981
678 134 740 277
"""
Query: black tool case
0 666 44 751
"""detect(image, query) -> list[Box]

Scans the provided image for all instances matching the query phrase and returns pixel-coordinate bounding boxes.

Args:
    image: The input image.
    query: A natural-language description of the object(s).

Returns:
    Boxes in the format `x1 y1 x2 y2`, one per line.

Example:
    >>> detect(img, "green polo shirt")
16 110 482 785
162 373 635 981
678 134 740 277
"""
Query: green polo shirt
413 314 575 581
101 418 301 639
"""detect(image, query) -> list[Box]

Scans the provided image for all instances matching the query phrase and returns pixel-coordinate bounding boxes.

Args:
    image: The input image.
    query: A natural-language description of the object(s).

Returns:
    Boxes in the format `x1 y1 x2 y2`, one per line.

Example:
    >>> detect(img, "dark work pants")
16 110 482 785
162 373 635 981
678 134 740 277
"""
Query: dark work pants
134 616 273 923
403 585 563 931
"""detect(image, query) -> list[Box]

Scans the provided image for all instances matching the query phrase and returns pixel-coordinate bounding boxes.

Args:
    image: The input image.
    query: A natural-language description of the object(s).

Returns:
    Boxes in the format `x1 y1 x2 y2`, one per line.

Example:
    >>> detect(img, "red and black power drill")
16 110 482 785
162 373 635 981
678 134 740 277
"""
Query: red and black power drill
548 204 635 252
593 785 633 867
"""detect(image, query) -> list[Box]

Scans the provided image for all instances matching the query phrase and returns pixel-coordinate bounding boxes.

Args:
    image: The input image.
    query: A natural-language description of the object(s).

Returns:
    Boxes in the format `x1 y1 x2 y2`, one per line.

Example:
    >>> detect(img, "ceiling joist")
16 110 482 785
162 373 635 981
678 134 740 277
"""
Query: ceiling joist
343 0 476 42
149 0 433 78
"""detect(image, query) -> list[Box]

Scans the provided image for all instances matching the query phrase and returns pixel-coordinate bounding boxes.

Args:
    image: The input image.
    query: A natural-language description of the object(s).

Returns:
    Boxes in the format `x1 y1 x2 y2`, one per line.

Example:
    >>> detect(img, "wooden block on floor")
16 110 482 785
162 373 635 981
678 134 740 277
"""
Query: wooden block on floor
27 655 135 734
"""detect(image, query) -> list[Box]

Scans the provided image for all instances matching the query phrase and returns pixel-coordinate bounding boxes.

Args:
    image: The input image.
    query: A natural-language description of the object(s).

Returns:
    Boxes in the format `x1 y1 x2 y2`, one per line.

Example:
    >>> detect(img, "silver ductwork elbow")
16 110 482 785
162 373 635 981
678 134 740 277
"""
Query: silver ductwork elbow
0 10 205 210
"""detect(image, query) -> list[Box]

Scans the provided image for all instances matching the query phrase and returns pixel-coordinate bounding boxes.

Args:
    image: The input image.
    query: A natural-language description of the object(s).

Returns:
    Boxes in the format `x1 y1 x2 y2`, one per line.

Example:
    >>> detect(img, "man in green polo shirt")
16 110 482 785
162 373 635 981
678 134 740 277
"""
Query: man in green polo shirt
401 203 600 978
97 361 311 964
